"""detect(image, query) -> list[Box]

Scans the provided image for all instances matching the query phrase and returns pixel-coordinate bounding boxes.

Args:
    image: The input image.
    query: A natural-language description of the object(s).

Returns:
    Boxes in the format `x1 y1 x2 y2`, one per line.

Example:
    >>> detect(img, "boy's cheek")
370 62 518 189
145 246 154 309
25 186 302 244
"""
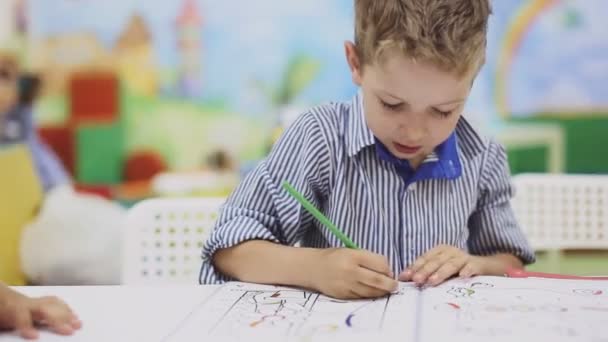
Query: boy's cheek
0 87 17 115
0 60 19 114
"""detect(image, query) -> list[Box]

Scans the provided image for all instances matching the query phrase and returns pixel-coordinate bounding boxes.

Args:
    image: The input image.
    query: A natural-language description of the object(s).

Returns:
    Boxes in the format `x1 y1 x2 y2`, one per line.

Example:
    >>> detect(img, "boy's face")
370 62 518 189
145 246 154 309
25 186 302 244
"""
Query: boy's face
345 42 474 167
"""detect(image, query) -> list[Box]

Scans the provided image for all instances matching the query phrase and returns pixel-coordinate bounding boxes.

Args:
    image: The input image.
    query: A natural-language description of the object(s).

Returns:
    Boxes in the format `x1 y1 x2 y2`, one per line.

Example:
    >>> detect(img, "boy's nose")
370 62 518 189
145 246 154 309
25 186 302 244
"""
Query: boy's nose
399 123 426 143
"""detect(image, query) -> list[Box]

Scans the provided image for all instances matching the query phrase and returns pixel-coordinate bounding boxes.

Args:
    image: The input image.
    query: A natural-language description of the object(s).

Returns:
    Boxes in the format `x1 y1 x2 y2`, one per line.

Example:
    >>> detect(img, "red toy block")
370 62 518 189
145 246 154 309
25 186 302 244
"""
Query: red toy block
74 183 113 200
69 72 119 125
37 125 75 176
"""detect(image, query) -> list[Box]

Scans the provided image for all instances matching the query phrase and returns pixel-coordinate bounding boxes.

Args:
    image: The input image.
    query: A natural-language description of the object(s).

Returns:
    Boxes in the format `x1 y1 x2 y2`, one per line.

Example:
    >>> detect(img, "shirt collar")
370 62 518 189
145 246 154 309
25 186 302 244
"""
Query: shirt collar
375 133 462 181
345 91 375 157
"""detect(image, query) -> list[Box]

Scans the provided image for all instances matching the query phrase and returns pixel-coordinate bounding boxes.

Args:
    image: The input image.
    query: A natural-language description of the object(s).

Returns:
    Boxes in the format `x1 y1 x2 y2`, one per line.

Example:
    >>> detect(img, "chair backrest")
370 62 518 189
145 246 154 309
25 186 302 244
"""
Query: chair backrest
122 197 225 284
512 174 608 250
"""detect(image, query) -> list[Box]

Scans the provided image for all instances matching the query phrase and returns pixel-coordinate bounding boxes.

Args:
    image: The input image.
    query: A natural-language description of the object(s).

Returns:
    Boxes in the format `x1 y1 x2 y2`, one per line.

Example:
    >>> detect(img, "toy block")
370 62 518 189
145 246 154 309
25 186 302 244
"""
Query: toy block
37 125 75 176
69 72 119 125
76 123 124 184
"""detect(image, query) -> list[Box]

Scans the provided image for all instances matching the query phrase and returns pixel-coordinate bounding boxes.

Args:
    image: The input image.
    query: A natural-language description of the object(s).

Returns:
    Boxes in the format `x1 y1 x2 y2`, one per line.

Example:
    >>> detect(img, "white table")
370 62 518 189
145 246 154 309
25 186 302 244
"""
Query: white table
4 285 220 342
6 280 608 341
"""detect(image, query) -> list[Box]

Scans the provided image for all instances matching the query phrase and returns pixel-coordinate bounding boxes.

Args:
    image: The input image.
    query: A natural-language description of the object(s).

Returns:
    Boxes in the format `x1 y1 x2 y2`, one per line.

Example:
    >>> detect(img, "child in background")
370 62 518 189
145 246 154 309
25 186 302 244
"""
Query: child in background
0 49 70 192
1 50 82 339
0 50 18 135
199 0 535 299
0 282 81 340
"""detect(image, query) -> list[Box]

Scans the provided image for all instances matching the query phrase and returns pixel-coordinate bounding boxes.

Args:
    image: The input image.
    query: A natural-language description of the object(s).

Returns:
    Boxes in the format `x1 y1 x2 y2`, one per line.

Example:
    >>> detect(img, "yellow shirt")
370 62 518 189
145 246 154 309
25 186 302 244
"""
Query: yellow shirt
0 144 43 285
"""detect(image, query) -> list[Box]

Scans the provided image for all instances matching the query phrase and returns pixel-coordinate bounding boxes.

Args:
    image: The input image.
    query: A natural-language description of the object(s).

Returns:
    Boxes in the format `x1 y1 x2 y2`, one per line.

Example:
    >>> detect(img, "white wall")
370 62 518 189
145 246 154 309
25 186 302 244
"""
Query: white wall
0 0 16 46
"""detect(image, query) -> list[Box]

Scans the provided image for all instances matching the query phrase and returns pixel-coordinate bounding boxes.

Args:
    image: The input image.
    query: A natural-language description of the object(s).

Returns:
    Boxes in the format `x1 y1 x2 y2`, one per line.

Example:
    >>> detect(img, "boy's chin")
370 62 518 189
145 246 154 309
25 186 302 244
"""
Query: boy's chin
390 148 427 165
392 150 421 160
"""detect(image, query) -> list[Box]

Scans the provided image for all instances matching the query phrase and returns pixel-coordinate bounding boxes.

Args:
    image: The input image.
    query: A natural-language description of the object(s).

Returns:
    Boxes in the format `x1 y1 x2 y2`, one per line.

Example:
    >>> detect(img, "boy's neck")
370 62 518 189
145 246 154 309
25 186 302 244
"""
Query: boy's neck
408 155 425 170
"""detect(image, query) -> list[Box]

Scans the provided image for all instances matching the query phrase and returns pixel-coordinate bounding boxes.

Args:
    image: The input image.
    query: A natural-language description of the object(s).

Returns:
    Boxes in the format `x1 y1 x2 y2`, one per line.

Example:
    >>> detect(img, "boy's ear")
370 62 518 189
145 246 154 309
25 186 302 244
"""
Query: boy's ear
344 41 363 86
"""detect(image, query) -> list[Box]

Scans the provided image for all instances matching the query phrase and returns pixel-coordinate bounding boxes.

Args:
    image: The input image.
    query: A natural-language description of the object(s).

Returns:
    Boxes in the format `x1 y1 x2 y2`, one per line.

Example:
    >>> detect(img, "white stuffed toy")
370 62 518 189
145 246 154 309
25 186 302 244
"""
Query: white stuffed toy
20 185 125 285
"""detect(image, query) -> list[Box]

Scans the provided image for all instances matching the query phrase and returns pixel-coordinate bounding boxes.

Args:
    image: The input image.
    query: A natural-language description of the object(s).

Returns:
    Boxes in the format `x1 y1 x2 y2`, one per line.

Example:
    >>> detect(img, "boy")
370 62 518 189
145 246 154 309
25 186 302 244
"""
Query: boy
0 282 81 339
199 0 535 299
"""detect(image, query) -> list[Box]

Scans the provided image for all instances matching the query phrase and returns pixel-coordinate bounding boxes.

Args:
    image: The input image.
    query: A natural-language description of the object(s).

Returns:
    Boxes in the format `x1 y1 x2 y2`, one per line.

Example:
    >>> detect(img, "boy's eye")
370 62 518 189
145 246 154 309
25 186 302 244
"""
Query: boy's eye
0 68 14 82
432 108 452 118
380 99 403 111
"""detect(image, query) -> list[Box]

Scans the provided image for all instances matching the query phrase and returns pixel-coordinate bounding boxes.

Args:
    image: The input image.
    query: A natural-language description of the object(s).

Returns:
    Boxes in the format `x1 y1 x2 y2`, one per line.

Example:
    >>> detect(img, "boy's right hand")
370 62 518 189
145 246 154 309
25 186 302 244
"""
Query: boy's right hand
311 248 398 299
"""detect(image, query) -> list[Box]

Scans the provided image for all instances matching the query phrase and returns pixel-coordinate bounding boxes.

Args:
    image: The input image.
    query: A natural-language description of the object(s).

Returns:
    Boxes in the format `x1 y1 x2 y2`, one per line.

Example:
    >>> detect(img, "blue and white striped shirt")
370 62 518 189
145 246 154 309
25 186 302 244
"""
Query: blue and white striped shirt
199 92 535 284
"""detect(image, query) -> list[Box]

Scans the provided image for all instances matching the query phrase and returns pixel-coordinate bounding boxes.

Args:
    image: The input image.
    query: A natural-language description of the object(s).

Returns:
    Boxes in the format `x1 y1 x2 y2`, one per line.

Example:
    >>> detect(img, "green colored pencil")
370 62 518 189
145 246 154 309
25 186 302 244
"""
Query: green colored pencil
282 181 359 249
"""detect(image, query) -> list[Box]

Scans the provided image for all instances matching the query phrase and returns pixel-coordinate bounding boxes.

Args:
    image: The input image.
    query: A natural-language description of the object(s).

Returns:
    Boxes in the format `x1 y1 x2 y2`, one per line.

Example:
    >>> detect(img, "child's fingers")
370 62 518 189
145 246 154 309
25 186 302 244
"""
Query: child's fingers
49 323 75 336
357 267 398 293
70 315 83 330
429 258 467 286
408 256 429 274
459 262 478 278
40 311 76 336
351 282 390 299
422 245 451 259
412 248 467 284
15 308 38 340
409 245 450 274
413 245 466 273
412 260 444 284
398 269 413 281
31 298 77 336
356 250 392 276
42 312 75 336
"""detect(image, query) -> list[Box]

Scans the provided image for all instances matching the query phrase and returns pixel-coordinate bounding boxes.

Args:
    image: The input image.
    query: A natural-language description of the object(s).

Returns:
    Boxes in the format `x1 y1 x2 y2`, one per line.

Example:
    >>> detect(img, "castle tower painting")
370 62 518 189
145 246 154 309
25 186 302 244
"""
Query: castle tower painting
114 14 158 97
14 0 27 36
176 0 203 98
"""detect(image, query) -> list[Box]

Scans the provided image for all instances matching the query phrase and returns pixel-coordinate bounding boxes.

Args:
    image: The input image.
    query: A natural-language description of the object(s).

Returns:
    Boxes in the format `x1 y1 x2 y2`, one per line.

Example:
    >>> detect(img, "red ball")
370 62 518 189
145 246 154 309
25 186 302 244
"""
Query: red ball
123 150 167 182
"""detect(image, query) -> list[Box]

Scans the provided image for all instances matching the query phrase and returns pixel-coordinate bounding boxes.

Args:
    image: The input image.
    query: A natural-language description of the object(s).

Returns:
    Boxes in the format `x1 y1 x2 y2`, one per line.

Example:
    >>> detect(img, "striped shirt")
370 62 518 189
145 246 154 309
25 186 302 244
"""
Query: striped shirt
199 92 535 284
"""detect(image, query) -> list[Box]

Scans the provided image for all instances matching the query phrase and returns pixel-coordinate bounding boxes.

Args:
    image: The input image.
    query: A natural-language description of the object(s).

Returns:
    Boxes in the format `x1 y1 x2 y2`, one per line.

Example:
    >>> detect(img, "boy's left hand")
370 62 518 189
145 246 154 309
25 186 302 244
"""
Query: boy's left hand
398 245 485 286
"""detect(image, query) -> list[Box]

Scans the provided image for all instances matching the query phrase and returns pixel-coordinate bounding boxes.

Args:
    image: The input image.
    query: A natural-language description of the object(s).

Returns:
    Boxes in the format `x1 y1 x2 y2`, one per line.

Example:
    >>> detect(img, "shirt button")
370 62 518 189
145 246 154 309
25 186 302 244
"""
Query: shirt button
408 184 417 191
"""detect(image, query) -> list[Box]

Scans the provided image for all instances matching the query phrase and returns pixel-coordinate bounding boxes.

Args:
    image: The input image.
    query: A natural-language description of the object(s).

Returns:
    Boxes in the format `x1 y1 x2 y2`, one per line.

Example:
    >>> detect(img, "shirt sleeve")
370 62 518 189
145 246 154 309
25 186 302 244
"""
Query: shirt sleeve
27 134 71 192
1 106 71 192
467 141 536 265
199 112 334 284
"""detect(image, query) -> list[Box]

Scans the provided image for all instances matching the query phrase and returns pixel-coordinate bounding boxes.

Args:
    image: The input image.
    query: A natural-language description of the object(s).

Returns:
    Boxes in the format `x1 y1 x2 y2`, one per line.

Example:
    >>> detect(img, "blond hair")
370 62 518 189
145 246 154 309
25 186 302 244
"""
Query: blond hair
354 0 491 77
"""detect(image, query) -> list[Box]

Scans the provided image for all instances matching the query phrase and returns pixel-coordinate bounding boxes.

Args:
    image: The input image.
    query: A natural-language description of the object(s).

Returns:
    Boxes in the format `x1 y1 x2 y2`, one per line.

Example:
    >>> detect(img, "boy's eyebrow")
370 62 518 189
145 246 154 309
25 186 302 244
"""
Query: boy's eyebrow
434 98 466 106
378 90 465 106
378 90 407 103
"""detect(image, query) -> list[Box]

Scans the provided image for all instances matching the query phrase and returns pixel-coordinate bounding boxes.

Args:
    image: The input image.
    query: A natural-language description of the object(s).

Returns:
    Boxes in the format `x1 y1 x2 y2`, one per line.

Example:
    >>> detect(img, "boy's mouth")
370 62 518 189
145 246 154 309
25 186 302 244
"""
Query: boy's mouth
393 142 422 155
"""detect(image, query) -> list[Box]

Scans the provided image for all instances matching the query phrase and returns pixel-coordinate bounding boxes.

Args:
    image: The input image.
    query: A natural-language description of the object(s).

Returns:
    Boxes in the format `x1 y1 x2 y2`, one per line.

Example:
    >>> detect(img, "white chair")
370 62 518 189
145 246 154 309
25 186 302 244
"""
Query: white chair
122 197 225 284
151 171 238 197
512 173 608 251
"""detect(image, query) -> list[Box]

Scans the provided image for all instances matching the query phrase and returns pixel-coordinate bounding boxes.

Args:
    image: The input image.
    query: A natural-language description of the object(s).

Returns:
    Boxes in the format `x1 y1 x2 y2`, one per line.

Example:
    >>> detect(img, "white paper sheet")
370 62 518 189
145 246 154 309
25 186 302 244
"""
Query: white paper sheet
417 276 608 342
164 282 419 342
165 277 608 342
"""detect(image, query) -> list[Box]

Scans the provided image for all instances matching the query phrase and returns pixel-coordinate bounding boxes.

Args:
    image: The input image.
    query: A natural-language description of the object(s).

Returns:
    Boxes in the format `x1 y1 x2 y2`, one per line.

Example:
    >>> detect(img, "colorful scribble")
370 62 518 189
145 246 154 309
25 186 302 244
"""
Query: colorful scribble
573 289 603 296
447 287 476 298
